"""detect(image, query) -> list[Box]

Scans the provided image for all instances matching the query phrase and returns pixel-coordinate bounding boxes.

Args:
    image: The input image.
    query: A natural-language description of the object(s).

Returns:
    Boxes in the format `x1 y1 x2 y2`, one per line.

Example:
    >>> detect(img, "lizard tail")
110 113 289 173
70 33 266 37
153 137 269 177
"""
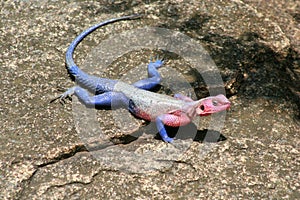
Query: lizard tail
65 14 142 76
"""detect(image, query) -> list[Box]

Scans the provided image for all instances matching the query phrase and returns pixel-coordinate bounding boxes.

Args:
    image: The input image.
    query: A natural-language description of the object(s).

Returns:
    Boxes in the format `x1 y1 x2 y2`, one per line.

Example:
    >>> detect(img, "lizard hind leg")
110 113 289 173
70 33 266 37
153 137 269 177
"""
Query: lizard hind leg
133 58 164 90
59 86 129 109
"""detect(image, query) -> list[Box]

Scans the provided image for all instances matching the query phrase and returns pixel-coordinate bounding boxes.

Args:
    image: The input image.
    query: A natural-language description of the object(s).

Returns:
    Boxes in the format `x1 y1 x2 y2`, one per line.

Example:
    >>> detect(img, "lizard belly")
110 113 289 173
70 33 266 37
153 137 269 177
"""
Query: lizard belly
128 93 184 121
115 82 185 121
131 107 153 121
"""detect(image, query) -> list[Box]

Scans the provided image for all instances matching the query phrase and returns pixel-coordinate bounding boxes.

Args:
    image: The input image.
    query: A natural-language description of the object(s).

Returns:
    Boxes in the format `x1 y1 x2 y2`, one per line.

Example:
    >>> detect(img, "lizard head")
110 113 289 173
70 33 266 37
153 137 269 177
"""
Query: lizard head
196 94 231 116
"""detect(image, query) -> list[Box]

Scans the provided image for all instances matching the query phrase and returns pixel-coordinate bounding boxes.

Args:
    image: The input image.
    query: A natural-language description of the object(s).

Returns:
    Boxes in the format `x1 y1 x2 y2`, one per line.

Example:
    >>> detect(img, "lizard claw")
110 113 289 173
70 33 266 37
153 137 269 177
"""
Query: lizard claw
149 55 164 69
162 136 174 143
155 54 164 62
150 55 164 63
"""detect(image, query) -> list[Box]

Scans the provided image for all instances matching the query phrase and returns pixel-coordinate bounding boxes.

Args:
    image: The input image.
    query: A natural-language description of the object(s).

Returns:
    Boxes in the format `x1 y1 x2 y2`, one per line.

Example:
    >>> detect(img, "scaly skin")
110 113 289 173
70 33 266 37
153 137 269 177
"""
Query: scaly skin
57 14 231 142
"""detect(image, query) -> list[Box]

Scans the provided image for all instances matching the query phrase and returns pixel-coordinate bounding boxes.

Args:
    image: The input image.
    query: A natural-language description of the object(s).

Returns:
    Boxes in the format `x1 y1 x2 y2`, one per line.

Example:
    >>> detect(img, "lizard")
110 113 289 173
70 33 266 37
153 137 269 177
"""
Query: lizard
57 14 231 143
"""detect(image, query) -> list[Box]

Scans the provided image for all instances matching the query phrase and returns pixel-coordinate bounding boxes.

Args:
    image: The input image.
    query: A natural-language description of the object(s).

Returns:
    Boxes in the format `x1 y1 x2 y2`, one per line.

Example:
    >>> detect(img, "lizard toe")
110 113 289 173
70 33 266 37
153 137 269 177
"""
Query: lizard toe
162 136 174 143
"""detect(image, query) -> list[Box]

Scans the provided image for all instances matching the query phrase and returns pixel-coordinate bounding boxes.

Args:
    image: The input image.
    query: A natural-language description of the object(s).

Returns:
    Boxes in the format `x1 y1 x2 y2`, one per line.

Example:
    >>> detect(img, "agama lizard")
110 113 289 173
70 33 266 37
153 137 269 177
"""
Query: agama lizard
57 14 231 143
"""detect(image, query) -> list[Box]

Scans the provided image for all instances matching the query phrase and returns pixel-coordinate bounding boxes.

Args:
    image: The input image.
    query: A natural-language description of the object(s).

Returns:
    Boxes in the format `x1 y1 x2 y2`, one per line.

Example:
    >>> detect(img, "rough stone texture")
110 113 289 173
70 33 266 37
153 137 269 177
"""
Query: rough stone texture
1 0 299 199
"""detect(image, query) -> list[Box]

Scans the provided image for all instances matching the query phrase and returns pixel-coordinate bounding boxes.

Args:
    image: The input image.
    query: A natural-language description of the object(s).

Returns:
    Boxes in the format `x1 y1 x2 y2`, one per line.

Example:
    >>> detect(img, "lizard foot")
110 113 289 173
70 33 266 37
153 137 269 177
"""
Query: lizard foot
161 136 174 143
51 86 76 104
149 55 164 69
174 93 194 102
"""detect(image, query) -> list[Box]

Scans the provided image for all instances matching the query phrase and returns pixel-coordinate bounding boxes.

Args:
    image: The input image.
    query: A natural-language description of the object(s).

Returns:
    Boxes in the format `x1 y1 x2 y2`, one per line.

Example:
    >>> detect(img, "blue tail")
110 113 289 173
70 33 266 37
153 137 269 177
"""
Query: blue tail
65 14 141 93
65 14 141 72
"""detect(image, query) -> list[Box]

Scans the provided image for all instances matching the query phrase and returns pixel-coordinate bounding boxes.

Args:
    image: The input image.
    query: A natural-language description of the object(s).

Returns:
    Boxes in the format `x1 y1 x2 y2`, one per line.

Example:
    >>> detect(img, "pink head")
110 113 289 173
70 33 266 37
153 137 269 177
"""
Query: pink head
196 94 231 116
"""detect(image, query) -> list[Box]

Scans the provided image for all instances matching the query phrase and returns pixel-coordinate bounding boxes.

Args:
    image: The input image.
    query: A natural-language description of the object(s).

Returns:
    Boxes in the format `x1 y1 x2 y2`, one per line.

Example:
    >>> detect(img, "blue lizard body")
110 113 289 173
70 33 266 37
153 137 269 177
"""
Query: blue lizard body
58 14 231 142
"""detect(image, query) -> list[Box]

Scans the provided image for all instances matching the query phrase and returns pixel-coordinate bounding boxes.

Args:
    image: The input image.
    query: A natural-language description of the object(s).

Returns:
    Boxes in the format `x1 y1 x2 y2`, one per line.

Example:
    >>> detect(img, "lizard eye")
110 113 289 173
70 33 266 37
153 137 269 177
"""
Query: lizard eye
212 100 218 106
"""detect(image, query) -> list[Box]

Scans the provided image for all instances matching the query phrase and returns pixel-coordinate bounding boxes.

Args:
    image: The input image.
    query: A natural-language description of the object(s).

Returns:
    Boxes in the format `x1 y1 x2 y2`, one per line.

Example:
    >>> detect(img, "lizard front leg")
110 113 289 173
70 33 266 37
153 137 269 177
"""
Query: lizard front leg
155 112 192 143
133 58 164 90
174 93 194 102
